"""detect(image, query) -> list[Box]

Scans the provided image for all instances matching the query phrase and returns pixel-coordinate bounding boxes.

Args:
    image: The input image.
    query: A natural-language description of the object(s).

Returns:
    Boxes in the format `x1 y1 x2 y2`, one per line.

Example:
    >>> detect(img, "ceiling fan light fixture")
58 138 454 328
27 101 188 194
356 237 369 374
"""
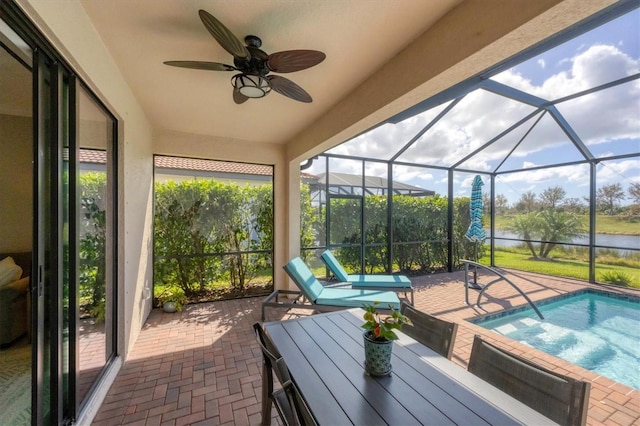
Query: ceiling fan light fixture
231 74 271 98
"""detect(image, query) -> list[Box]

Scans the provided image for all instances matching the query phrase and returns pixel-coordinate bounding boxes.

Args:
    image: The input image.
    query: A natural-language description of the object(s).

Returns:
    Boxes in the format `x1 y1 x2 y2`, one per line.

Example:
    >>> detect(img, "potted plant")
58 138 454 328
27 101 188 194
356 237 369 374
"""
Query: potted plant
156 285 187 313
361 302 411 376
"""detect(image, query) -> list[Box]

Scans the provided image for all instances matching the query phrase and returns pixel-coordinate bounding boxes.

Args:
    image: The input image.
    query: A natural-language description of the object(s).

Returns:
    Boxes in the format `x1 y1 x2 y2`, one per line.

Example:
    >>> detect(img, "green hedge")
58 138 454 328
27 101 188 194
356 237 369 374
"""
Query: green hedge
153 179 273 296
321 194 483 274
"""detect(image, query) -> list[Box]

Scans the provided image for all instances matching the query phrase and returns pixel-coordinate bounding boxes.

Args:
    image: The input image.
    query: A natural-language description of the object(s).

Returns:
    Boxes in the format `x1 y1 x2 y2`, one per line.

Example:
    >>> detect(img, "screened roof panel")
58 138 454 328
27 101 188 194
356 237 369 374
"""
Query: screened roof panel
392 164 446 197
327 156 362 176
326 101 452 160
456 113 538 172
494 162 591 205
312 5 638 211
490 8 640 100
498 113 586 172
555 79 640 157
395 90 535 166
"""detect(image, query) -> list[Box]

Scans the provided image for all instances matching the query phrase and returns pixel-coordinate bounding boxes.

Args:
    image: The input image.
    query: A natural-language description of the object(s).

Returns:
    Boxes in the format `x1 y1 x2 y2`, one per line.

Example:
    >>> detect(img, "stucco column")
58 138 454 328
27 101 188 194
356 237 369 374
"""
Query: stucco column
280 159 301 291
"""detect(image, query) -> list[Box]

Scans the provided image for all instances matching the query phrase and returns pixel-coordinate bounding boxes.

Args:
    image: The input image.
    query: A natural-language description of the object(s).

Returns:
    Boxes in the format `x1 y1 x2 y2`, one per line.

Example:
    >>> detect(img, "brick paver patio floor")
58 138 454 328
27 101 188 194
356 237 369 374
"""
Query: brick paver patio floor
93 269 640 425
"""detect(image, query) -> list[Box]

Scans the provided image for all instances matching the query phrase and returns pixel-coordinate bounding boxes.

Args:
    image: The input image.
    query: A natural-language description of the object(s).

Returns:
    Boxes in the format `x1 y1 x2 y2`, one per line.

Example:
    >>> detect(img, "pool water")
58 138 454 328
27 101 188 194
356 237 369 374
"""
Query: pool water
473 290 640 389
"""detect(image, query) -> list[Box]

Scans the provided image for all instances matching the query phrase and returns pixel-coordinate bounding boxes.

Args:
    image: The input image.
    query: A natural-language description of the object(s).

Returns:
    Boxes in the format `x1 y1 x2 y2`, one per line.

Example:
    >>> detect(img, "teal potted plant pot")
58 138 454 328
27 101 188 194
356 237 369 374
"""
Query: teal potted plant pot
361 302 411 376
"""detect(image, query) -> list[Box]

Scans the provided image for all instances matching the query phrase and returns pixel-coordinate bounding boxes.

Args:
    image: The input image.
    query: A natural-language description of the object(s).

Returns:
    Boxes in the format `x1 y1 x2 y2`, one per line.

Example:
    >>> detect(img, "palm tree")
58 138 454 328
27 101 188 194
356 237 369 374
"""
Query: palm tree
506 212 540 257
506 211 585 259
536 210 585 258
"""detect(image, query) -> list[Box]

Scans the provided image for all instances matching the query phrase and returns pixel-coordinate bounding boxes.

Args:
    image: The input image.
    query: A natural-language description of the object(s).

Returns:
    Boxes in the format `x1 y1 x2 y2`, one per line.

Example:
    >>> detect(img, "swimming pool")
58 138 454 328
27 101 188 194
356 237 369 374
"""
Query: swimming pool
471 289 640 389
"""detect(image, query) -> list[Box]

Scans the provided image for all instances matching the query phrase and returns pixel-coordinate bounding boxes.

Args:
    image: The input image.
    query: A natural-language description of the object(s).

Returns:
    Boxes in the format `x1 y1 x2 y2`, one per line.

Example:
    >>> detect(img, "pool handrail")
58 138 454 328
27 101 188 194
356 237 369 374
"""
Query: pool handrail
461 260 544 320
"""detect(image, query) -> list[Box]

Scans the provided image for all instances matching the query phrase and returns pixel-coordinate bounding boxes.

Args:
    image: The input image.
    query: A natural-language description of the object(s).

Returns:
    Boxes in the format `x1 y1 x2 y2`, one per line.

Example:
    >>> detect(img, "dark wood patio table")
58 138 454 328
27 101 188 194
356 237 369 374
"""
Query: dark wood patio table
264 309 558 425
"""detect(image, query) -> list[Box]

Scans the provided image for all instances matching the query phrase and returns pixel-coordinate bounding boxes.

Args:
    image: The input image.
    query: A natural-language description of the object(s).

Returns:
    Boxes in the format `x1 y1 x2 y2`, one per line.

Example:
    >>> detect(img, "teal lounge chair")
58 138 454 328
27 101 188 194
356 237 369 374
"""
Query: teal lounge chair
261 257 400 321
320 250 414 304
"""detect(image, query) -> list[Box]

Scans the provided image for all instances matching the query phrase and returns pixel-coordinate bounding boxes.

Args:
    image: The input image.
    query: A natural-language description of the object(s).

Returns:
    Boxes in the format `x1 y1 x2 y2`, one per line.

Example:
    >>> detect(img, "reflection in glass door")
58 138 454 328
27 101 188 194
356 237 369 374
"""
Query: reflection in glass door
77 86 115 411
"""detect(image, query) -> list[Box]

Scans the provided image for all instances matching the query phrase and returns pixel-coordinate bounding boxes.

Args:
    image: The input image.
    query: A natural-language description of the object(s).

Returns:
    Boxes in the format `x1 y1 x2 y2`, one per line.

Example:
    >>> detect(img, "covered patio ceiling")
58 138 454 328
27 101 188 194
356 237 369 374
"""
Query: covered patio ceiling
78 0 462 144
70 0 622 153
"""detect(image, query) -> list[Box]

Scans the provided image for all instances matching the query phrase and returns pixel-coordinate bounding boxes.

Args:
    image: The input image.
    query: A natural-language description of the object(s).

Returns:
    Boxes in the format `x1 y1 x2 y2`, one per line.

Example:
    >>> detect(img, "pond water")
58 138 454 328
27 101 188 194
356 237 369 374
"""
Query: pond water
491 230 640 252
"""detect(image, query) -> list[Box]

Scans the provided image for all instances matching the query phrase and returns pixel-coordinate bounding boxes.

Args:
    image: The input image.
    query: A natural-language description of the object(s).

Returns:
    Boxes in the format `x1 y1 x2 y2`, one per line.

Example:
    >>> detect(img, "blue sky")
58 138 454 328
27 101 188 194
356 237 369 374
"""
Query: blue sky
309 8 640 207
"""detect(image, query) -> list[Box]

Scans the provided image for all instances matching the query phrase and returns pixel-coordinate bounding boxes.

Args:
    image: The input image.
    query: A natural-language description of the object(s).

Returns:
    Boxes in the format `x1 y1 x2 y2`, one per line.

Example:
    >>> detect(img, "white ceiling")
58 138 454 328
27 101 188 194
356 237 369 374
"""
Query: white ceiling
79 0 462 145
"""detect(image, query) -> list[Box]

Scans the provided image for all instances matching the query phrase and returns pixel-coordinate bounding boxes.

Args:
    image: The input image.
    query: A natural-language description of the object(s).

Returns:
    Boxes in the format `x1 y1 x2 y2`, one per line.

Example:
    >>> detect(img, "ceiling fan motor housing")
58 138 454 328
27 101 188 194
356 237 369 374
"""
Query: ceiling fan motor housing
234 45 270 76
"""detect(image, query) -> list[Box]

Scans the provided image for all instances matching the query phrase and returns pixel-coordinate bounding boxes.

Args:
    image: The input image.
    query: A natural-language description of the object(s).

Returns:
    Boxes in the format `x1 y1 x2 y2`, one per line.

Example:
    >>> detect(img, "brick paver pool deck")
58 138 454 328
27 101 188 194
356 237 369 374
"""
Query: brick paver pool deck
93 269 640 425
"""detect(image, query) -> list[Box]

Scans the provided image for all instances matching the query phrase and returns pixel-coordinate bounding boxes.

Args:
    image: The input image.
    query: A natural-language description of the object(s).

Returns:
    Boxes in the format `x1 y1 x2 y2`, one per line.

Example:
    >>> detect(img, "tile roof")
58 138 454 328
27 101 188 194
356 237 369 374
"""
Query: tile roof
78 150 275 177
155 156 272 176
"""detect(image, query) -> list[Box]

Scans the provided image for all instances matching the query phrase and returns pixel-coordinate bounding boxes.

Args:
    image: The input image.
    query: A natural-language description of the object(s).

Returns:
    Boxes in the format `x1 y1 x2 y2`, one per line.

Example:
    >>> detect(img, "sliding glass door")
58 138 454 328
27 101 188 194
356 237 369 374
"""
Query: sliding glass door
1 4 118 424
76 85 116 413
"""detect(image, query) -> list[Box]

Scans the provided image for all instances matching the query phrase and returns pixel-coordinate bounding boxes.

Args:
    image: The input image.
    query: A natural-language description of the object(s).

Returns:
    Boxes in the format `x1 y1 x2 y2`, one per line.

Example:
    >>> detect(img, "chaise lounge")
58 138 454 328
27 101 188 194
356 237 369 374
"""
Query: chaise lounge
261 256 400 321
320 250 414 304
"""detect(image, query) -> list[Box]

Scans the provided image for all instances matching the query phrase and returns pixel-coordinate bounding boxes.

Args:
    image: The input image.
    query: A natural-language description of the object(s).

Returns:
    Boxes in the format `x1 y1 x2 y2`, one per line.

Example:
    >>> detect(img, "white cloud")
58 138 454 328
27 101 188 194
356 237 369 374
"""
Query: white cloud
308 38 639 205
596 159 640 186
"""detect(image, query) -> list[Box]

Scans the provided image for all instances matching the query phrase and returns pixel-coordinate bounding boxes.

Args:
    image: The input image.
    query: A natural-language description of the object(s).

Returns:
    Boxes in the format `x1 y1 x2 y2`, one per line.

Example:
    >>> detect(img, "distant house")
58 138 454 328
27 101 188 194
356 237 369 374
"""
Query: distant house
153 155 273 186
302 171 434 207
79 151 273 186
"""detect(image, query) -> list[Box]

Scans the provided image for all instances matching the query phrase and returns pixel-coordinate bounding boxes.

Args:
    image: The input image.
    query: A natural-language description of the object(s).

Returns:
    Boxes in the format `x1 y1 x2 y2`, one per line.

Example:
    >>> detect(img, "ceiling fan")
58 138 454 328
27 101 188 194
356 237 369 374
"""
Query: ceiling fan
164 10 326 104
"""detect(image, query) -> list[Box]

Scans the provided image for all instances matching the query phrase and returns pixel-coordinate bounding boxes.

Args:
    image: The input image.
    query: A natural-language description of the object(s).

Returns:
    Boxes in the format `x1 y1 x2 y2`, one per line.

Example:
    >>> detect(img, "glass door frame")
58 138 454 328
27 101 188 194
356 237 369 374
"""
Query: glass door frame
0 2 119 424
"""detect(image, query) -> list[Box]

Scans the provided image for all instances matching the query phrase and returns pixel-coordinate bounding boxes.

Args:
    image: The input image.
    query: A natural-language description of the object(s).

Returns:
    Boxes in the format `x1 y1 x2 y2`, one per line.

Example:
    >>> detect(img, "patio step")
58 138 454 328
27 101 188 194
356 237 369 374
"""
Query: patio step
497 320 625 373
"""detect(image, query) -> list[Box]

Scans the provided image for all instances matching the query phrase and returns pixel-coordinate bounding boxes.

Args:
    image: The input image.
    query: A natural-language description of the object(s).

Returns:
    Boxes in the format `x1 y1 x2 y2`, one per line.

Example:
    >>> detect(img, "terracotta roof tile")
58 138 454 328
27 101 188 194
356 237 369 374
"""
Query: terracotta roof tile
78 150 274 176
155 156 272 176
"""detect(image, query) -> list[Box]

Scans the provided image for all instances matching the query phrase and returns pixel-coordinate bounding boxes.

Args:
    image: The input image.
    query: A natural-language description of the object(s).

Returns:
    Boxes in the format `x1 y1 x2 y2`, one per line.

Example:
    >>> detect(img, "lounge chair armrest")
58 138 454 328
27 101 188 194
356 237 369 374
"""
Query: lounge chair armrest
261 289 305 321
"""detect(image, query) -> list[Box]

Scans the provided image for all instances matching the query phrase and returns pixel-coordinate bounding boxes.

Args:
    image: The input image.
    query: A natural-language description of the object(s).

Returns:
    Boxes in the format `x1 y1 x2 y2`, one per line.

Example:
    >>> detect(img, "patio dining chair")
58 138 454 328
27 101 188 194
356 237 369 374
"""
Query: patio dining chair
276 358 318 426
399 302 458 359
468 335 590 426
254 322 294 425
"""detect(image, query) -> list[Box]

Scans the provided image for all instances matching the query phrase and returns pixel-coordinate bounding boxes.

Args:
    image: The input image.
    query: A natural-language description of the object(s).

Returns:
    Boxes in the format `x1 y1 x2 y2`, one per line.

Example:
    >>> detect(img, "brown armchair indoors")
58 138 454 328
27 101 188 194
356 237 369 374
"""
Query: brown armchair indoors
0 252 31 348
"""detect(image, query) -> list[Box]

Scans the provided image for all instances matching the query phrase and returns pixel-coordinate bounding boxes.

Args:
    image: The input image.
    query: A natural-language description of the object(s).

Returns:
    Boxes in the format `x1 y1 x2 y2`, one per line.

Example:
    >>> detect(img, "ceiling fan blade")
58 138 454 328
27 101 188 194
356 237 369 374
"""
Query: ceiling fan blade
164 61 236 71
233 89 249 104
198 10 250 60
268 75 313 103
267 50 326 73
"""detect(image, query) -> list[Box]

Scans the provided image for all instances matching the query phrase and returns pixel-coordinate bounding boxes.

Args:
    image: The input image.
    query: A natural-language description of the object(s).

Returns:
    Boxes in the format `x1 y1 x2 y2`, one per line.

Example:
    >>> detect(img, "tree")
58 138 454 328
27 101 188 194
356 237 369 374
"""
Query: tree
482 193 491 216
505 213 540 257
629 182 640 205
153 179 276 296
536 210 585 258
506 210 585 259
540 186 566 210
515 191 537 213
563 197 586 214
154 180 227 295
495 194 509 216
597 183 625 215
79 172 108 318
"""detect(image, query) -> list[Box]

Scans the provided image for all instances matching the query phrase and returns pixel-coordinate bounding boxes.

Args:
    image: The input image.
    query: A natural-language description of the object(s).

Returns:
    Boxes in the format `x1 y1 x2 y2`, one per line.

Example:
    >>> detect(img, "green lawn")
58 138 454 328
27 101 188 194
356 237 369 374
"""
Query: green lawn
487 249 640 289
